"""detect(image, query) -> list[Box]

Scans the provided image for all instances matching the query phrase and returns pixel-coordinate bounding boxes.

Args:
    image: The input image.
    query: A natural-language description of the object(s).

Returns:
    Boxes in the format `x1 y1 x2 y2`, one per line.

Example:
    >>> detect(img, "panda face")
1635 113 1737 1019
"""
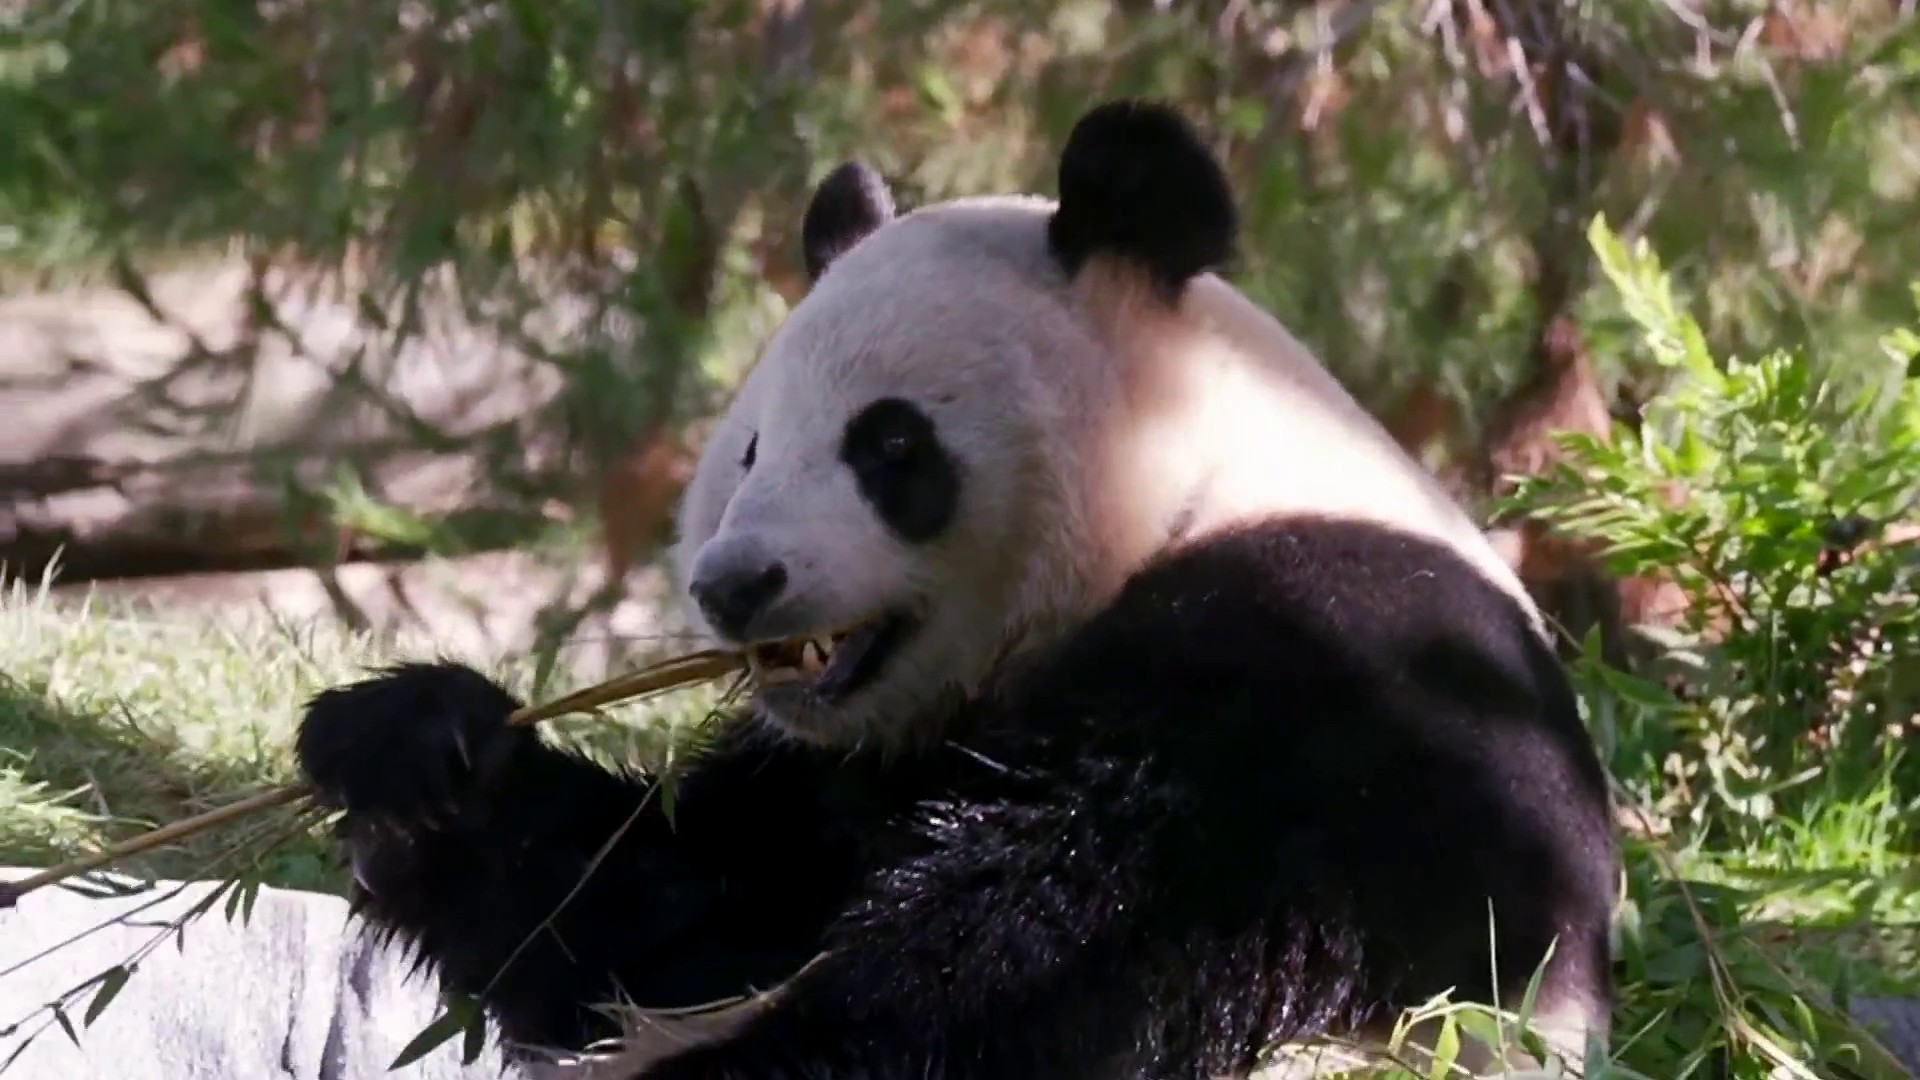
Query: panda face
668 102 1541 747
673 201 1097 745
685 400 960 739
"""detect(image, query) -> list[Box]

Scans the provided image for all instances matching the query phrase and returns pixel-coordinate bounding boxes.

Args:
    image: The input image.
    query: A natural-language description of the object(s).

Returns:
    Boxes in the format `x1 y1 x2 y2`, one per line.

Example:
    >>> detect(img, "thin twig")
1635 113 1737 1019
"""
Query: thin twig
1252 0 1391 146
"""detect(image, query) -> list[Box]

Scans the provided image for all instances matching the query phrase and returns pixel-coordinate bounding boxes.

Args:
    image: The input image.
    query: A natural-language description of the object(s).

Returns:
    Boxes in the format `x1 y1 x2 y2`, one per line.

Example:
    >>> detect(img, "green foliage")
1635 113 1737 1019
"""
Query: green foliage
1506 217 1920 841
388 993 488 1070
1495 219 1920 1078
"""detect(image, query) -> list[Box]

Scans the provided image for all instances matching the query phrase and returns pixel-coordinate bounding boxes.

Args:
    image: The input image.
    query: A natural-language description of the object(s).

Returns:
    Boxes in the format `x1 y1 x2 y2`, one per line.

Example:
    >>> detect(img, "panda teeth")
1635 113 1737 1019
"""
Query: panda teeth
745 630 863 689
801 639 830 674
745 639 834 686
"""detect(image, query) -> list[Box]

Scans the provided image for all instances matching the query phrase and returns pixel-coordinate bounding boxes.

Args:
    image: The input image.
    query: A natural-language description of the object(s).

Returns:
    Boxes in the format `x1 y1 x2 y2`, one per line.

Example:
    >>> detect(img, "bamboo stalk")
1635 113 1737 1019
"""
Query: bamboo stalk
0 648 749 909
0 787 310 908
505 648 745 726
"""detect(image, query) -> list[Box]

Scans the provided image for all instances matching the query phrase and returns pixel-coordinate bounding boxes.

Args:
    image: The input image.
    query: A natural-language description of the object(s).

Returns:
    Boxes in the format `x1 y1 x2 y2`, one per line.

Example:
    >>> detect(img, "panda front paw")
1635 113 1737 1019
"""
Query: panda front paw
295 661 532 831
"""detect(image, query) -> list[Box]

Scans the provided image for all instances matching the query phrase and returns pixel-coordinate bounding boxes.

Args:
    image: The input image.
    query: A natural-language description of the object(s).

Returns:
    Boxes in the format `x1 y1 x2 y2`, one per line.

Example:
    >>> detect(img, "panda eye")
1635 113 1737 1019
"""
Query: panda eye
740 434 757 470
876 431 914 462
839 397 960 544
842 397 940 475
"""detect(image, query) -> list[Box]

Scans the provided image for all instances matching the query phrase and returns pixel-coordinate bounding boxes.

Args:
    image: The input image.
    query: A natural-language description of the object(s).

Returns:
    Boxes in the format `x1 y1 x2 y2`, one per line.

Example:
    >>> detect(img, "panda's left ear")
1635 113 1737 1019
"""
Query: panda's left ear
1046 100 1237 300
802 162 896 282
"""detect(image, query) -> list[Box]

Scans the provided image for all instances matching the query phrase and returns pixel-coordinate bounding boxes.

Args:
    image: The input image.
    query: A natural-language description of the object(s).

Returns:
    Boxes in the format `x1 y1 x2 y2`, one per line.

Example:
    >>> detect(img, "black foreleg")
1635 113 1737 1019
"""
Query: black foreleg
297 663 864 1055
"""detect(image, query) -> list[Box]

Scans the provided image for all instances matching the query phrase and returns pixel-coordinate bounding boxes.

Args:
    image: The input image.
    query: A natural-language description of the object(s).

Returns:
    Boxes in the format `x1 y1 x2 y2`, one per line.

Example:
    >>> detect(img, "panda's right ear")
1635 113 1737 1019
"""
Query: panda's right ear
1047 100 1237 302
801 162 896 283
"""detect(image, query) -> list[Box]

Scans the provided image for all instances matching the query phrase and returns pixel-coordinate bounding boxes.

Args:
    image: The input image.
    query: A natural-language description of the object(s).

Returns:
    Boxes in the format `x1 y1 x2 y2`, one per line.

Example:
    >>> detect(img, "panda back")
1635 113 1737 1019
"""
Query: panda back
986 512 1617 1049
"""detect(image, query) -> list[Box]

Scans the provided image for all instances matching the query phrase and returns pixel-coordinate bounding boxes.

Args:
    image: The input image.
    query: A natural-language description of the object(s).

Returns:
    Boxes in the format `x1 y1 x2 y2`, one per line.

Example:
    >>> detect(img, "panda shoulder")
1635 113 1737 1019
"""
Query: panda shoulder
1038 515 1582 756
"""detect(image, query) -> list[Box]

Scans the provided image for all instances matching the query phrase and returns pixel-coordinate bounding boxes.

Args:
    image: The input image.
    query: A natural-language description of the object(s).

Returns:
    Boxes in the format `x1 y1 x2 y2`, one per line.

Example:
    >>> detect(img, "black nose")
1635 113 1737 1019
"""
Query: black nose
690 561 789 640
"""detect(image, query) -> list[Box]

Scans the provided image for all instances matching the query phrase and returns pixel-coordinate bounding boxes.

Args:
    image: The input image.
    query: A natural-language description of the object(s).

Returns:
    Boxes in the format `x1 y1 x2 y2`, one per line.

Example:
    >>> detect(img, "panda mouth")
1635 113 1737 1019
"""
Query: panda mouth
746 613 915 701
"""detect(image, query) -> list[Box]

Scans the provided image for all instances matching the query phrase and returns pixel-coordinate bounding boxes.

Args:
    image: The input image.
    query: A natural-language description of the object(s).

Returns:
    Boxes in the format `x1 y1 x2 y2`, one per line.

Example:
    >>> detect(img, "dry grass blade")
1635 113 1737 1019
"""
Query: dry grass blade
0 647 750 909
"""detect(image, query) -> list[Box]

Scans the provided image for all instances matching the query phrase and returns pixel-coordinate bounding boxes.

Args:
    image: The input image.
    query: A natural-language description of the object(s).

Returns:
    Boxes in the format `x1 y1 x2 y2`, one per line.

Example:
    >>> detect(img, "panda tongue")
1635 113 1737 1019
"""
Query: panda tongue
814 619 890 700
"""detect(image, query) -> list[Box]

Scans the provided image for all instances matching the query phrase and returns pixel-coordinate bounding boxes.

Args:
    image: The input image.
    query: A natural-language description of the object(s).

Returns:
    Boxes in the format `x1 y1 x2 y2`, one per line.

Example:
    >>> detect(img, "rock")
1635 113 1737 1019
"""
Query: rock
0 868 514 1080
1851 996 1920 1077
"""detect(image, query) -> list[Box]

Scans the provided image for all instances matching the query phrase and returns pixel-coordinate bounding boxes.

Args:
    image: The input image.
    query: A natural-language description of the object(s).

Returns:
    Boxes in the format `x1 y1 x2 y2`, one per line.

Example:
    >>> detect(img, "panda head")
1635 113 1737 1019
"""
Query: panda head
670 100 1529 748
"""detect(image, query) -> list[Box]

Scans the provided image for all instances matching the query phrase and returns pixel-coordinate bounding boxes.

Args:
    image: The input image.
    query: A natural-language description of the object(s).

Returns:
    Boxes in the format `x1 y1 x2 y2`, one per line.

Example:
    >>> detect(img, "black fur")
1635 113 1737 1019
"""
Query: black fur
841 397 962 543
801 162 896 282
1047 100 1238 300
297 517 1616 1078
295 663 530 829
299 668 884 1051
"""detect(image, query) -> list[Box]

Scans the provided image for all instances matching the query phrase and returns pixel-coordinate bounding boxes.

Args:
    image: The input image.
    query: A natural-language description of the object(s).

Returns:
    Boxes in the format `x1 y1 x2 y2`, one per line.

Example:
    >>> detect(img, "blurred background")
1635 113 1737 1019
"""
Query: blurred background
6 0 1915 683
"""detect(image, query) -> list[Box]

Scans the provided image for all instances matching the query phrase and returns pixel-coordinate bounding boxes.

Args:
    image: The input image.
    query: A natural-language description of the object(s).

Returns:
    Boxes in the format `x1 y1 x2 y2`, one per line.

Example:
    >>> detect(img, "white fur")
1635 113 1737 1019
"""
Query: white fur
669 194 1541 748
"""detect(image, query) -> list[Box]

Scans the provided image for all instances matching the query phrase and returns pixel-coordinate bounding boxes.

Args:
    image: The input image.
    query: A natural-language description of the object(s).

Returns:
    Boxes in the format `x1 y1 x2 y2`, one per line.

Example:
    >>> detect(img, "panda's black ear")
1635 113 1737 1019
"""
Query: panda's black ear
802 162 896 282
1046 100 1237 300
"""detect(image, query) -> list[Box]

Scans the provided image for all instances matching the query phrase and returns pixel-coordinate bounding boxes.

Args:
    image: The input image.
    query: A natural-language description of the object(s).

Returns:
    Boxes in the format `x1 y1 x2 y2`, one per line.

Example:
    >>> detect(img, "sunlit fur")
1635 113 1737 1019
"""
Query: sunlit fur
670 197 1540 750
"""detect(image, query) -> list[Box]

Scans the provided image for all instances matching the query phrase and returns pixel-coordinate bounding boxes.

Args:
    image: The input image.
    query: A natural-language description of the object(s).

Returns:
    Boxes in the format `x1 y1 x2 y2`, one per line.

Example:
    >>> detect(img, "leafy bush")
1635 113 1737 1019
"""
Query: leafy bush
1494 218 1920 1079
1506 216 1920 841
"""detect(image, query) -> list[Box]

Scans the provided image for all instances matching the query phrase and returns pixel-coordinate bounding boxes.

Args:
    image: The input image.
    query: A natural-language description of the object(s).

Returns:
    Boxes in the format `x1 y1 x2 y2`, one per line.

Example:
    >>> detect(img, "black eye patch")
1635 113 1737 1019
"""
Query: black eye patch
840 398 960 544
741 434 757 470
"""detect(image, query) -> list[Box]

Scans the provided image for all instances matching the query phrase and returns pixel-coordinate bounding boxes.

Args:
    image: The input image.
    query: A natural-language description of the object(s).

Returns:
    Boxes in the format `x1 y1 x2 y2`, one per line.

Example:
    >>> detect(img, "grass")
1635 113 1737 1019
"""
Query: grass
0 574 370 891
0 569 1918 1077
0 570 725 893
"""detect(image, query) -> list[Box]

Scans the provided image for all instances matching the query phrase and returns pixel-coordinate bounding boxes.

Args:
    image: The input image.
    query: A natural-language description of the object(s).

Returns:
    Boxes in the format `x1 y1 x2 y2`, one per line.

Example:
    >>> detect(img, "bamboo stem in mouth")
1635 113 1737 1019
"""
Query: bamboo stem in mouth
505 648 746 726
0 648 751 909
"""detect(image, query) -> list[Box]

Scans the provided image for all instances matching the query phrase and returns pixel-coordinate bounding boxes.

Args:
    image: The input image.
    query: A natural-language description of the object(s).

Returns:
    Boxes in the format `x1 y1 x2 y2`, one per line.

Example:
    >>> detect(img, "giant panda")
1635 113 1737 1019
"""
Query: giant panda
294 99 1618 1080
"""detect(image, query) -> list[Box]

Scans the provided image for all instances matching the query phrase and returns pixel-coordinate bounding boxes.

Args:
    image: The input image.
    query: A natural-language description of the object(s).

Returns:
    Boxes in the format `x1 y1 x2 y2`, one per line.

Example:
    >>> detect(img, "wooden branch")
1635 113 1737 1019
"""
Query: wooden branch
0 439 547 585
